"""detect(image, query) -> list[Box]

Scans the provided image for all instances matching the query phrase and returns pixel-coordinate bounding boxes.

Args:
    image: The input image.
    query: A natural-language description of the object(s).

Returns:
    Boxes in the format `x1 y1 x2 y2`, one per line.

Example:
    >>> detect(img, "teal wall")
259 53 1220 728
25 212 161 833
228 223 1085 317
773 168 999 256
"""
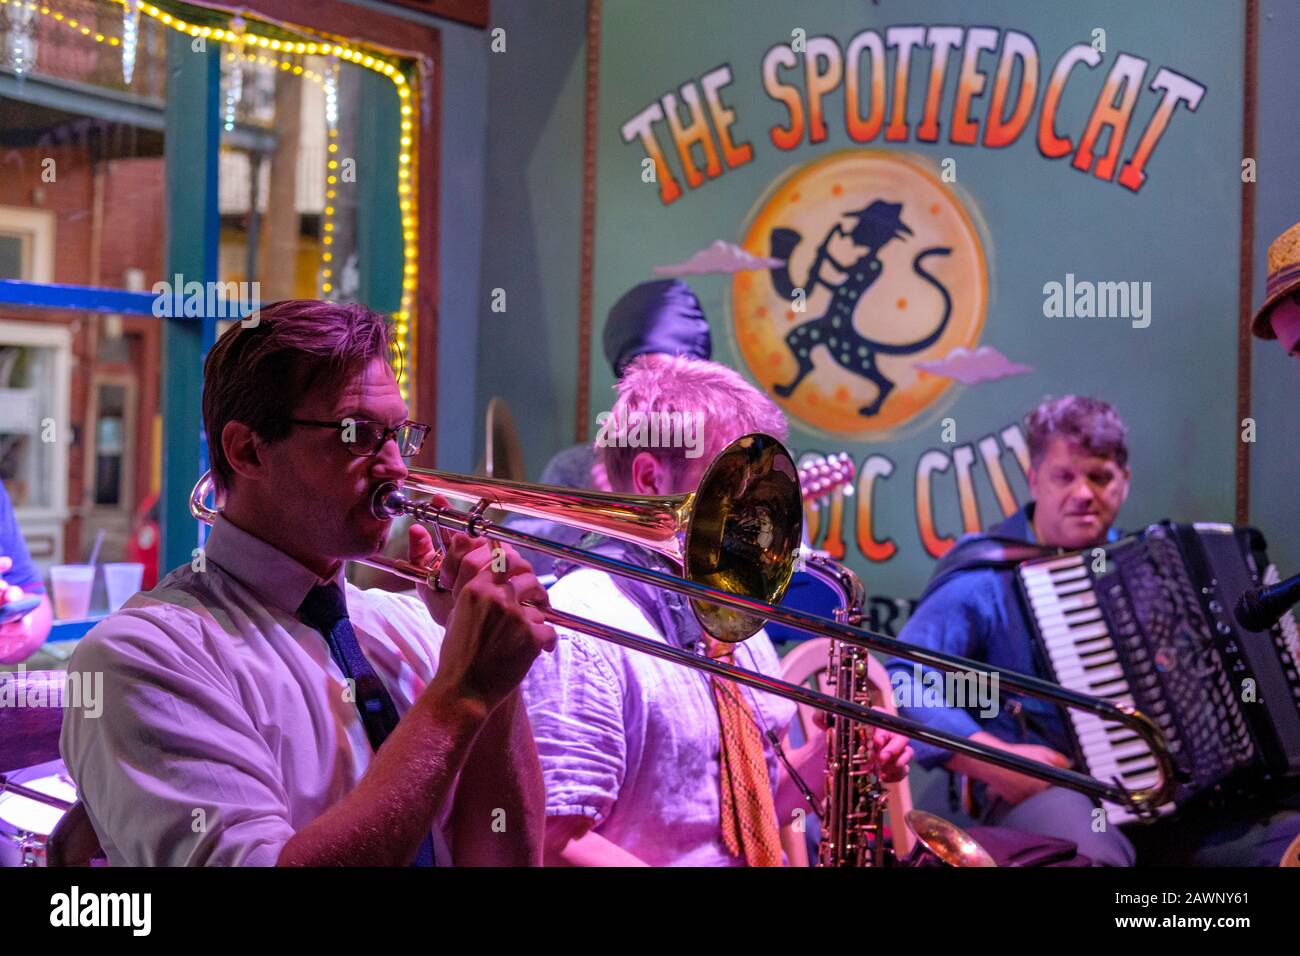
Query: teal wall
473 0 588 477
460 0 1294 581
446 0 1298 827
434 17 489 472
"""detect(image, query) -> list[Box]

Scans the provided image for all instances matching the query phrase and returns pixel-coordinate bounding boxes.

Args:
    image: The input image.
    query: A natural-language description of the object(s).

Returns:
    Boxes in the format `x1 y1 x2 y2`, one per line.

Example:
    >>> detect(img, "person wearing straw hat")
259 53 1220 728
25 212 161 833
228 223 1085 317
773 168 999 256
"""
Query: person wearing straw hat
1249 221 1300 864
1253 221 1300 357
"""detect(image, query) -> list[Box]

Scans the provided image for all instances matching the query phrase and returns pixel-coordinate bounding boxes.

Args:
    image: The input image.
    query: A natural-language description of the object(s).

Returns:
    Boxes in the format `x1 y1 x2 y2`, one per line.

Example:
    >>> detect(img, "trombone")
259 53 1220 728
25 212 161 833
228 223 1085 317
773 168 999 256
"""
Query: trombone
189 433 1176 817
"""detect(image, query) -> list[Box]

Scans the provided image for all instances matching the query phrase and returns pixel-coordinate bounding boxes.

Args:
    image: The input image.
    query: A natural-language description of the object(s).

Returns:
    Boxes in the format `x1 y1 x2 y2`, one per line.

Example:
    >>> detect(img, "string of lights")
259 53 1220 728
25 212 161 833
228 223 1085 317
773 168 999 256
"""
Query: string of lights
0 0 419 396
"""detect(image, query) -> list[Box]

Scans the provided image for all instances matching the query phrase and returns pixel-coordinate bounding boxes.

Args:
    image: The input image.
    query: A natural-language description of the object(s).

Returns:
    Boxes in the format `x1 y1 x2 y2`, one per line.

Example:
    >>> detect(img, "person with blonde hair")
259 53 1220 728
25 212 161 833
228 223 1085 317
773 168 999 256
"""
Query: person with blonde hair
523 356 911 866
1253 220 1300 359
507 278 712 577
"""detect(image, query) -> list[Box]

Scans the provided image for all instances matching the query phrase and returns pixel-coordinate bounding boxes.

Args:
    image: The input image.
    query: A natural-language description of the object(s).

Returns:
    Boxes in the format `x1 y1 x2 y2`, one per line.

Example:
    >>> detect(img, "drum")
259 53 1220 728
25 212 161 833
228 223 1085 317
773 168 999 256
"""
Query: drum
0 670 67 774
0 759 76 867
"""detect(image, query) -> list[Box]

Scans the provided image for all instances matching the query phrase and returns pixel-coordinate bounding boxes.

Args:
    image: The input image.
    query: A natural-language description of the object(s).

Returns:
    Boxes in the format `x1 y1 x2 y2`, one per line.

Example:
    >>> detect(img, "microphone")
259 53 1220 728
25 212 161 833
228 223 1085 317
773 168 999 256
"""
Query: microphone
1234 572 1300 632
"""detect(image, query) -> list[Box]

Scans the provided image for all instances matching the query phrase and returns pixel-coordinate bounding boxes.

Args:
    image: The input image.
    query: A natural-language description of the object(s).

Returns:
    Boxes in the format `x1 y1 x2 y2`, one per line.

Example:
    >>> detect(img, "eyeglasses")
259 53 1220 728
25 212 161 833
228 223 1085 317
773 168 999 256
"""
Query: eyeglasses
289 418 431 458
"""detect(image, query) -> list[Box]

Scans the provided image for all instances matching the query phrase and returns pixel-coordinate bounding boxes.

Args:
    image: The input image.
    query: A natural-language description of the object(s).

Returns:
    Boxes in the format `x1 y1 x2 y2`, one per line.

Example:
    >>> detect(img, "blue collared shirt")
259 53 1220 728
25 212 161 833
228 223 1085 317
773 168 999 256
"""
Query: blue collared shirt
886 504 1119 770
0 481 44 594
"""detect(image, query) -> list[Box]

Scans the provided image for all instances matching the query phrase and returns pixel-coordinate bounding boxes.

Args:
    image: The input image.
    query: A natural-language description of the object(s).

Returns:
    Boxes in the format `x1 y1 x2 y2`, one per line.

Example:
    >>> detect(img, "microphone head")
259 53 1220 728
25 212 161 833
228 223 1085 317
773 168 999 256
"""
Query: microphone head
1234 587 1267 632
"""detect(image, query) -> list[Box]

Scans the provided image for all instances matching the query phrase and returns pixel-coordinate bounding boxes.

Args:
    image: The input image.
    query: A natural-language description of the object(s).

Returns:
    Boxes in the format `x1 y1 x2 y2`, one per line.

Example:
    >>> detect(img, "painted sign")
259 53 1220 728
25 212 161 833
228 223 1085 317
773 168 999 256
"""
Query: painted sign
592 0 1243 607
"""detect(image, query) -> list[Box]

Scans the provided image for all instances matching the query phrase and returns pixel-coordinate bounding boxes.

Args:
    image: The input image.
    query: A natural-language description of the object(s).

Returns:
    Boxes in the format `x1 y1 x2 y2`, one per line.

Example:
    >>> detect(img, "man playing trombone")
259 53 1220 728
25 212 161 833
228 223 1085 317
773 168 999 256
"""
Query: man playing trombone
522 356 911 866
62 300 556 866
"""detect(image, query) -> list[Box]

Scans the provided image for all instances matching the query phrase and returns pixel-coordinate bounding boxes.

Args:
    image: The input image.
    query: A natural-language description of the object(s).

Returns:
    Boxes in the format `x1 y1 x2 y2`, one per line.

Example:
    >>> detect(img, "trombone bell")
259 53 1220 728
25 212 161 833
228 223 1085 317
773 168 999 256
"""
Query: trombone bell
683 434 802 641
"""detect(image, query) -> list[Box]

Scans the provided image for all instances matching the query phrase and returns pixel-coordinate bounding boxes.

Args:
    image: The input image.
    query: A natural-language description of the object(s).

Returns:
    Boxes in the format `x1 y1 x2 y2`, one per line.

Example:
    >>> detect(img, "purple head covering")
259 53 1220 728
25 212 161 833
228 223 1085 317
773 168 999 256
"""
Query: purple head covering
603 279 712 378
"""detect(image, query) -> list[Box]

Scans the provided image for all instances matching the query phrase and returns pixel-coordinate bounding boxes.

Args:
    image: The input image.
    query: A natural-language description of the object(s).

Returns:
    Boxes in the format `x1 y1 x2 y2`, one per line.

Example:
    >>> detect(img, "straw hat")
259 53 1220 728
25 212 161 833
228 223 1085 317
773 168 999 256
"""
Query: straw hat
1253 221 1300 339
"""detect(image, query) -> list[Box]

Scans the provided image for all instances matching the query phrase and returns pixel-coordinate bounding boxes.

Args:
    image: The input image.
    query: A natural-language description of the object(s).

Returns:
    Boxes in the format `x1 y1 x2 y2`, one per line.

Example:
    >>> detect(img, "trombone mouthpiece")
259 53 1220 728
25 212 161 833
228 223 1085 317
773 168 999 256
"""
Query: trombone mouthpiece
370 482 404 520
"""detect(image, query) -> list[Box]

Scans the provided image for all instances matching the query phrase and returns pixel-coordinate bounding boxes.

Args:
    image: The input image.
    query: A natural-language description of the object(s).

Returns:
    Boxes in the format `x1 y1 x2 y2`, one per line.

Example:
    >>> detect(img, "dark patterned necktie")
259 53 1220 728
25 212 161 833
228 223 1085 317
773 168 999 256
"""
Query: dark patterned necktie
298 581 436 867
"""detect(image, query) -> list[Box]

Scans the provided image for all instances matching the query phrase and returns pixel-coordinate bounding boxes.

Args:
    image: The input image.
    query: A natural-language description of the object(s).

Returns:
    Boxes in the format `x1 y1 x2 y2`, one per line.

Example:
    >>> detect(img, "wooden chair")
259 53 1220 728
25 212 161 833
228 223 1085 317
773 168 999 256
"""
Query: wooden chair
0 670 65 775
0 670 103 865
778 638 915 862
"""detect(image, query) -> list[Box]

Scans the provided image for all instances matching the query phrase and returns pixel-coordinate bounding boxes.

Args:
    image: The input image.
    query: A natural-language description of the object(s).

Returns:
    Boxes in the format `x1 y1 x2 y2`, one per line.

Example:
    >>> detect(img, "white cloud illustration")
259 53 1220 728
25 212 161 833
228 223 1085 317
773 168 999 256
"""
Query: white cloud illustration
653 240 784 277
913 346 1034 384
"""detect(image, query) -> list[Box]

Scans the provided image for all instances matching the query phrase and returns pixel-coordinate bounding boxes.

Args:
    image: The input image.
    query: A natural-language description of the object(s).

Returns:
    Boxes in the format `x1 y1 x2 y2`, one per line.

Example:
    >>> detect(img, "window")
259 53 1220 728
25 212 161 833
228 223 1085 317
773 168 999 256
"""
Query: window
0 206 55 281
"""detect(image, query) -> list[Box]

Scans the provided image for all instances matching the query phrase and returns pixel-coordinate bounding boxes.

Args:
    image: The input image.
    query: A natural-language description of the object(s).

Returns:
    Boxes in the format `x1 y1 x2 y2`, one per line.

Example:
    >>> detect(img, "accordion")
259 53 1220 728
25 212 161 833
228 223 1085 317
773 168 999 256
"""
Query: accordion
1017 522 1300 825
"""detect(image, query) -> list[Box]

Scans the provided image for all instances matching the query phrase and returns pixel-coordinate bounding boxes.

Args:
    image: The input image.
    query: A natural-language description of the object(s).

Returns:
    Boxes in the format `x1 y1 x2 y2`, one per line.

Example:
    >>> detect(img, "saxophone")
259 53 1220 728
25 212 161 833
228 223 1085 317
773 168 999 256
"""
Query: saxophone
804 548 996 867
801 550 890 867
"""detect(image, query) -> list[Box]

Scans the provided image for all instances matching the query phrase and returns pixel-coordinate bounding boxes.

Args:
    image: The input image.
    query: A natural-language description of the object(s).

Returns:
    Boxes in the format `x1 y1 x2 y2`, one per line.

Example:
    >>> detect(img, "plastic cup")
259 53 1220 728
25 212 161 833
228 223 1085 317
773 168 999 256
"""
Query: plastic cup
49 565 95 620
103 562 145 612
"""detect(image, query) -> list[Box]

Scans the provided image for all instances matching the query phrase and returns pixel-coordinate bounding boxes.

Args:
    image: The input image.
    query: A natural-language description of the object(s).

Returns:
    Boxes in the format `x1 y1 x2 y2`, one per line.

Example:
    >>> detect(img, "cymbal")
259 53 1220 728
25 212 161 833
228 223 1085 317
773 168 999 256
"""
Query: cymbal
483 396 526 482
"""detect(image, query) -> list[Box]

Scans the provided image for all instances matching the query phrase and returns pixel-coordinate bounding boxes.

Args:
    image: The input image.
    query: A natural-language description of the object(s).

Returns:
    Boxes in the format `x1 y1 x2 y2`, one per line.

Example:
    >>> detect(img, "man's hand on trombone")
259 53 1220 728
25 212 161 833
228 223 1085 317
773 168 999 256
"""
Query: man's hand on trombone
409 513 557 717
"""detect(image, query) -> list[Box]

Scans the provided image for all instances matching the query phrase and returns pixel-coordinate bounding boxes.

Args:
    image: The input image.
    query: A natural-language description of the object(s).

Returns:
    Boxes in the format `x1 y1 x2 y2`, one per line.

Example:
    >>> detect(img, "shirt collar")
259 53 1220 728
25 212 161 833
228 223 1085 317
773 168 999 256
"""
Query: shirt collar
203 514 345 615
990 502 1038 543
1022 502 1038 543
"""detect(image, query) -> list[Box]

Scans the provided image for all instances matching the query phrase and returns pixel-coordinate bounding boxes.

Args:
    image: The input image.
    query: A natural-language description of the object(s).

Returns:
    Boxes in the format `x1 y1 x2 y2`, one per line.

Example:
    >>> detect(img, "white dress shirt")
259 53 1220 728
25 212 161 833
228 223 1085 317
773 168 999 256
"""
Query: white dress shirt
60 515 453 866
521 567 797 866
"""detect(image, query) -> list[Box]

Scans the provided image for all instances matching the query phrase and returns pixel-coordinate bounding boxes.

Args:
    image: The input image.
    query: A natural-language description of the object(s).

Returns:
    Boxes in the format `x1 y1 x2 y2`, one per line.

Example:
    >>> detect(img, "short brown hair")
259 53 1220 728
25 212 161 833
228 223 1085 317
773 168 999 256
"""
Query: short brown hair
1026 395 1129 469
202 300 397 494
